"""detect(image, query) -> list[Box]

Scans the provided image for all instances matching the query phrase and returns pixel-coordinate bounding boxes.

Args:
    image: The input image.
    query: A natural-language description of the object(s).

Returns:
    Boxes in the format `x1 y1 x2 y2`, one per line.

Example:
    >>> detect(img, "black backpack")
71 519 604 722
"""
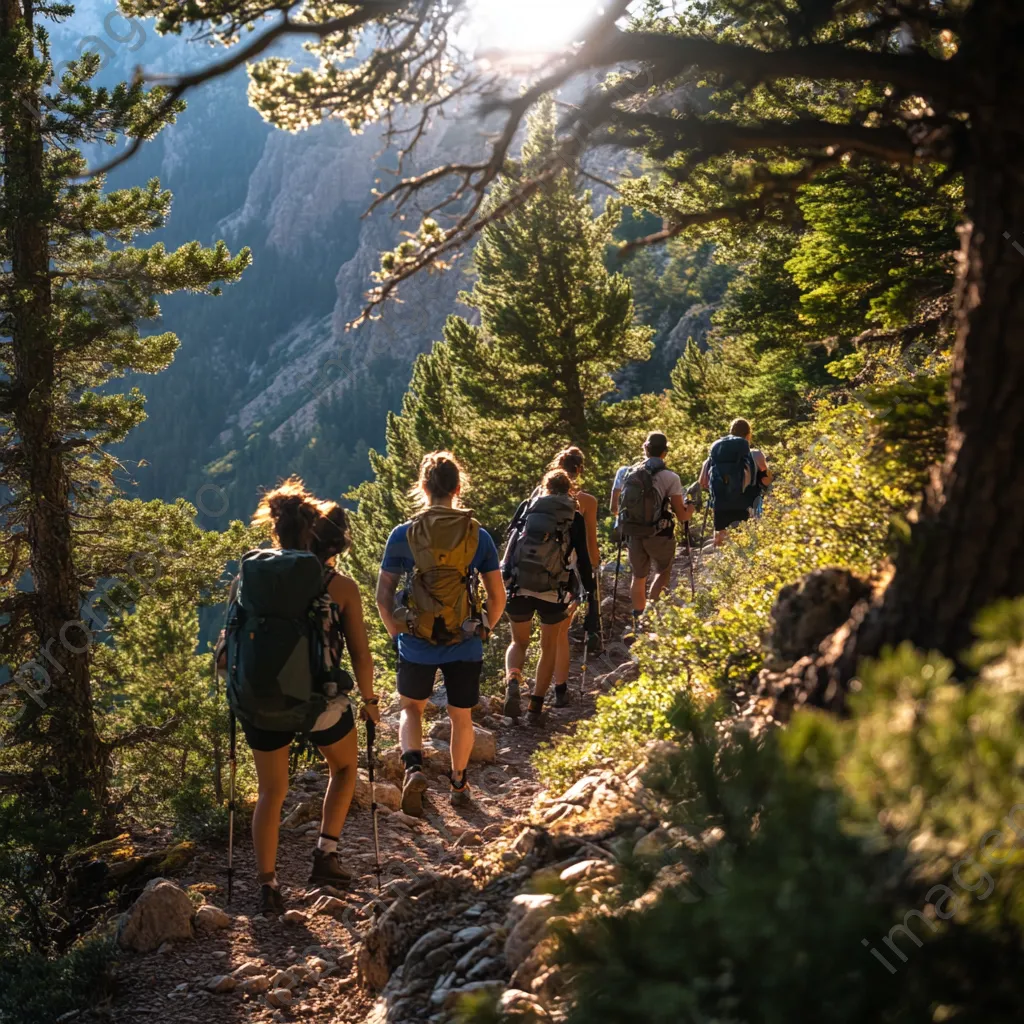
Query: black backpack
708 436 755 509
225 549 352 734
505 494 577 596
619 458 669 538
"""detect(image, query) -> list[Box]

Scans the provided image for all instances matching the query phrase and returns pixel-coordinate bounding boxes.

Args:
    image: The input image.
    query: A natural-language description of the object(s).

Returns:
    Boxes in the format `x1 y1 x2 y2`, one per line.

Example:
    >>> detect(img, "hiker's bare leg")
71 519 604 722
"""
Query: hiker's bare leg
318 728 358 839
533 621 562 697
251 745 291 879
554 611 574 686
506 619 532 677
399 695 427 754
630 574 648 614
649 565 673 603
448 705 474 776
714 528 729 547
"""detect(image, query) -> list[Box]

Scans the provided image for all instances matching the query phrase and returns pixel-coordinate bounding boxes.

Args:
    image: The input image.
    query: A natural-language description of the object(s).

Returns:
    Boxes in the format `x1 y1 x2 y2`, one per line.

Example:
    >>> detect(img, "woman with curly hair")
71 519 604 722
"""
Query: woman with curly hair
225 478 379 916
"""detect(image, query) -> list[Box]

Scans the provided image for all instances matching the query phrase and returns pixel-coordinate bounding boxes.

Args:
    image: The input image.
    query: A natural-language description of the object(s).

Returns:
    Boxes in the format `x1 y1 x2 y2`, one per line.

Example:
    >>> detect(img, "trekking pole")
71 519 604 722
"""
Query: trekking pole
365 719 383 893
610 535 624 631
684 523 696 600
580 608 590 702
227 709 236 904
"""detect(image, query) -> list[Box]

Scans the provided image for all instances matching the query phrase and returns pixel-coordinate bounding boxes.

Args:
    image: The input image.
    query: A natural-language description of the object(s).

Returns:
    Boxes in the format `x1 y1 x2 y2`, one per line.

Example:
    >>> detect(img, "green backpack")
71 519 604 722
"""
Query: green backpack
224 549 335 734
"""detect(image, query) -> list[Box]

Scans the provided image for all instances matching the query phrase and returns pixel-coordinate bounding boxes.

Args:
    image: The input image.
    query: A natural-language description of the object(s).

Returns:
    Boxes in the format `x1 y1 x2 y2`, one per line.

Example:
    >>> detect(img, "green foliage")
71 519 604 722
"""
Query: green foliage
538 348 933 788
0 938 116 1024
566 603 1024 1024
351 99 654 592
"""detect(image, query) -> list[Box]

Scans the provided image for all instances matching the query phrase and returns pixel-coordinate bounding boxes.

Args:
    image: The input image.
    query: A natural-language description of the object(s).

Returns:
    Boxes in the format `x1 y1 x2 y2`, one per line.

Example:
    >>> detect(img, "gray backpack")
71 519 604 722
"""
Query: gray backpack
507 494 577 596
225 549 350 734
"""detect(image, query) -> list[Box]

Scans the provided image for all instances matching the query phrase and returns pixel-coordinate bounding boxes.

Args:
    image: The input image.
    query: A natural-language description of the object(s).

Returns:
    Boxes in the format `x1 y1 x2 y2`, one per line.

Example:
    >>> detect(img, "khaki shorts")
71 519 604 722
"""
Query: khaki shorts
627 534 675 579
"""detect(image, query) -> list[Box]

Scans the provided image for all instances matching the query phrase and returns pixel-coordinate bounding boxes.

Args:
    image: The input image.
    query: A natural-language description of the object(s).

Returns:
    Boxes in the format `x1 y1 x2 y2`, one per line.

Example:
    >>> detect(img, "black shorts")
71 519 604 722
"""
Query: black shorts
506 594 571 626
714 507 750 532
241 706 355 753
397 659 482 709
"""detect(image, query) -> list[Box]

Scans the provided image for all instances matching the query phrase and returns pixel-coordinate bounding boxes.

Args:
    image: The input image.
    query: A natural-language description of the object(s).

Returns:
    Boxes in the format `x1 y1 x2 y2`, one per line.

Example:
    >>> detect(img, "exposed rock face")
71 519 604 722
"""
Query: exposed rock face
117 878 194 953
769 568 872 664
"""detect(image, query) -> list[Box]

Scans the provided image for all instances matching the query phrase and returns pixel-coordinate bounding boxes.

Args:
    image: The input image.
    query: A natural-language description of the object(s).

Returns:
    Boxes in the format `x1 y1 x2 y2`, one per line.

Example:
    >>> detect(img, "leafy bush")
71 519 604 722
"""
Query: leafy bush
0 938 116 1024
565 603 1024 1024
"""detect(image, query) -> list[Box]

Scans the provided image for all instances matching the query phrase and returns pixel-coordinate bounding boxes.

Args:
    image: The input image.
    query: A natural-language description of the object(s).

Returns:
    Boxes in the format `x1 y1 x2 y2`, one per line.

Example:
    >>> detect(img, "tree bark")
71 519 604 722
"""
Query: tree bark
830 0 1024 682
2 0 105 796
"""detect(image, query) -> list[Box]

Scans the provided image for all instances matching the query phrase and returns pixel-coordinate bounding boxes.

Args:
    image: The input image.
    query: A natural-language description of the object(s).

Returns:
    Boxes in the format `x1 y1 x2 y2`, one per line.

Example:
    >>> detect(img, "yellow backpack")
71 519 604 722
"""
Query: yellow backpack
401 507 481 644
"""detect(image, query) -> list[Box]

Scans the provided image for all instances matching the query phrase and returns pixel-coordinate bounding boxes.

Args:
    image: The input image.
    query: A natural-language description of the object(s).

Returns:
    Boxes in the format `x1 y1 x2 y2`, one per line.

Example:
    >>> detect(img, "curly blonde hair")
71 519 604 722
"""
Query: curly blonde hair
253 477 351 561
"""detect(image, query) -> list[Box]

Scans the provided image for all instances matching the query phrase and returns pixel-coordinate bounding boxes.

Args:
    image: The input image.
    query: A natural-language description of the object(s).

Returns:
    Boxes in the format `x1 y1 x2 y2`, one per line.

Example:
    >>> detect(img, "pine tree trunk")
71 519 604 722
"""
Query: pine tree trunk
844 1 1024 667
2 0 105 796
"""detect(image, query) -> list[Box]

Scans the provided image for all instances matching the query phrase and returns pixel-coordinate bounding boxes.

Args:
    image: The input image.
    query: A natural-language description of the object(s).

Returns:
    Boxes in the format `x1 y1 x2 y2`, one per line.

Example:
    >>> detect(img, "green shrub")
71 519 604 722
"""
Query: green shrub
564 605 1024 1024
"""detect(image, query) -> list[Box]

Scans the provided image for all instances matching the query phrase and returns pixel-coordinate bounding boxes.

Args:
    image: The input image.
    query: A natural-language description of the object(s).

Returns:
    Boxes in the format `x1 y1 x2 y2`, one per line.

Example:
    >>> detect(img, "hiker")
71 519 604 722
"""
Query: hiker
699 418 773 546
551 447 603 653
611 431 694 636
502 468 595 723
375 452 506 817
220 479 380 917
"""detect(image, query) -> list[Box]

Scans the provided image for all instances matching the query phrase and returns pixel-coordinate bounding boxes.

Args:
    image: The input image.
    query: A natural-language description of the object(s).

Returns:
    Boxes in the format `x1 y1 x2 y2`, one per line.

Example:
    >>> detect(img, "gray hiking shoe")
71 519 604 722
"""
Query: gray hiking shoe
401 769 429 818
502 676 522 719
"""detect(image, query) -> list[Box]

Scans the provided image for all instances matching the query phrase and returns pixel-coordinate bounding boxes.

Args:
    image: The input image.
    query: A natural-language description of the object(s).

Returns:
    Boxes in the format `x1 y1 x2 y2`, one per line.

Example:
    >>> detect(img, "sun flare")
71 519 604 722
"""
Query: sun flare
468 0 604 55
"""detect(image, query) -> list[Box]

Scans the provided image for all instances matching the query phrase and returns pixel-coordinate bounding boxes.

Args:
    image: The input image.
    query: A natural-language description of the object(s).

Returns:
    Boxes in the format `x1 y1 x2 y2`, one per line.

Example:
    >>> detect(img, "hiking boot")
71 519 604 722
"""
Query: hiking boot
309 849 354 886
258 884 285 918
502 676 522 719
449 773 473 810
526 695 546 726
553 685 570 708
401 768 429 818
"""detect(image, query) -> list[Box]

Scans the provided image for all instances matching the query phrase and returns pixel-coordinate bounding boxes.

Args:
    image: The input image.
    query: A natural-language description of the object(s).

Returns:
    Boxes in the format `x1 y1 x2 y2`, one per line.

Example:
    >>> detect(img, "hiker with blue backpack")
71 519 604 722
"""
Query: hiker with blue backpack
375 452 506 818
699 418 774 546
611 431 695 638
220 479 380 917
501 467 596 724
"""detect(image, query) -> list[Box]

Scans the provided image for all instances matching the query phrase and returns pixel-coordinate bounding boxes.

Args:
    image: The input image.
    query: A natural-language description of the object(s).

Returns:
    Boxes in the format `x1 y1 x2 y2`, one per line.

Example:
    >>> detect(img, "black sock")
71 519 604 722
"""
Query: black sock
555 683 567 696
528 694 544 713
450 769 467 789
402 750 423 772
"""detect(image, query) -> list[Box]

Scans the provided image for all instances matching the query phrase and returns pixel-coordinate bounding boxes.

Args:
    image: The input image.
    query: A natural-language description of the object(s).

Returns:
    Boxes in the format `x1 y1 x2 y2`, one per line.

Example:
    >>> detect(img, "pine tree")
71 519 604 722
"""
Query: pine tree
351 99 653 578
0 0 250 803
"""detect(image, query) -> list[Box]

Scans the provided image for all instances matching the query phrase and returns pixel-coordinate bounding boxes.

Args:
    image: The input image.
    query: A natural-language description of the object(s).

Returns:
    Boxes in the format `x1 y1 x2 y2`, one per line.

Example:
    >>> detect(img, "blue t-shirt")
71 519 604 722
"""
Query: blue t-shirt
381 522 500 665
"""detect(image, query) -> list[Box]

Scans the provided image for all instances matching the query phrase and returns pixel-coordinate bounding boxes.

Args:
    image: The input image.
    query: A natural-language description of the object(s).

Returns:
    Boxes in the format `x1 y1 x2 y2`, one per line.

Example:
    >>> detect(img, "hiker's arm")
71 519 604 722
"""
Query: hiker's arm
610 486 621 518
572 515 596 594
376 569 402 638
330 576 377 705
754 452 774 485
481 569 506 628
671 493 694 524
699 459 710 490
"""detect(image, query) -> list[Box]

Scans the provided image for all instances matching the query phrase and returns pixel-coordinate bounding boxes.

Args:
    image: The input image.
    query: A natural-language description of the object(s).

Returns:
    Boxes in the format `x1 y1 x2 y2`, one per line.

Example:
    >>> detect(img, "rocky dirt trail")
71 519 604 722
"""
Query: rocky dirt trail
79 552 707 1024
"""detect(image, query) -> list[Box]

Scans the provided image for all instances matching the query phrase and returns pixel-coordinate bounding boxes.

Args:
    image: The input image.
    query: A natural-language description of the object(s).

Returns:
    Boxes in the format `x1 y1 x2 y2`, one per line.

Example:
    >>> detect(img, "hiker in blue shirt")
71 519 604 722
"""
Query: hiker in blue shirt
376 452 506 817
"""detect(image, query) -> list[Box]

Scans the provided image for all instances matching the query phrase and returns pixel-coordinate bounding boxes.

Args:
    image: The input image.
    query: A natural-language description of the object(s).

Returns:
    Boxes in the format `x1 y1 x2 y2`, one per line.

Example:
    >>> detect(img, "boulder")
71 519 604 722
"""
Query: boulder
281 910 307 925
429 720 452 742
239 975 271 995
633 828 671 859
266 988 293 1009
353 773 402 812
194 904 231 932
281 799 319 830
205 975 236 994
769 568 871 663
232 961 268 979
504 894 557 972
117 878 194 953
470 726 497 763
560 774 600 806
